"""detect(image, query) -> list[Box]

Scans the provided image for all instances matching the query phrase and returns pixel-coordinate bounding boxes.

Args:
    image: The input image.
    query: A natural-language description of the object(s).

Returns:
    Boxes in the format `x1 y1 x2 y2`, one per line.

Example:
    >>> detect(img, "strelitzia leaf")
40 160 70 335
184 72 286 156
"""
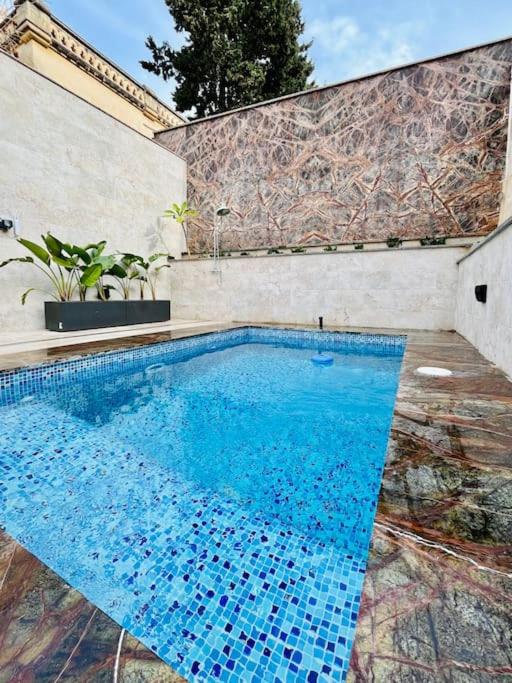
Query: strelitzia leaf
94 255 116 270
42 233 64 257
17 238 50 265
70 246 91 264
80 263 102 287
109 264 128 278
62 243 75 258
0 256 34 268
50 254 76 269
96 241 107 256
148 252 168 263
21 288 37 305
121 253 143 266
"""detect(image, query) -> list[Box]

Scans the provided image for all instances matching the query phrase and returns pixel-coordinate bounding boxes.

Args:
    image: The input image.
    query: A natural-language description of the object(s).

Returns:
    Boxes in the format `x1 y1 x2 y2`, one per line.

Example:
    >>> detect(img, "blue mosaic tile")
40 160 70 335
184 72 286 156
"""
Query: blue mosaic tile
0 328 404 681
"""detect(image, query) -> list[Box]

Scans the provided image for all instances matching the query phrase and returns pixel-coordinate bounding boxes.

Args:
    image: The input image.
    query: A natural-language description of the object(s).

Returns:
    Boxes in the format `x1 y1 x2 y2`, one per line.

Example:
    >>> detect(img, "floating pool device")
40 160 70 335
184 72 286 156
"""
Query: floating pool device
146 363 165 374
311 352 334 366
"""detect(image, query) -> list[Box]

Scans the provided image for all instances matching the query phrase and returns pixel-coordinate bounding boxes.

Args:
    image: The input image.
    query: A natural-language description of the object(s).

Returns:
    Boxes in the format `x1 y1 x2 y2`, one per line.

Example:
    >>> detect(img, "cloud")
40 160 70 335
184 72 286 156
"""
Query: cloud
306 16 425 85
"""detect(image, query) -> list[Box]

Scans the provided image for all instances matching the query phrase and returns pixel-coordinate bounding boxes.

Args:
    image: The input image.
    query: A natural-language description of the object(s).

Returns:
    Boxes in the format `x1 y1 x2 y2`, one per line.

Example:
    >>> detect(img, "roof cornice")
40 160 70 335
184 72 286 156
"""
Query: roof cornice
0 0 187 127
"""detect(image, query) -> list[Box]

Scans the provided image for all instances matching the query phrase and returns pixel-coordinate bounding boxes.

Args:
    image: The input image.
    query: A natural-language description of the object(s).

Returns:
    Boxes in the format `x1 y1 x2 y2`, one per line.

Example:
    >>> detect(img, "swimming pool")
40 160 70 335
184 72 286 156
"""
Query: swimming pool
0 327 404 681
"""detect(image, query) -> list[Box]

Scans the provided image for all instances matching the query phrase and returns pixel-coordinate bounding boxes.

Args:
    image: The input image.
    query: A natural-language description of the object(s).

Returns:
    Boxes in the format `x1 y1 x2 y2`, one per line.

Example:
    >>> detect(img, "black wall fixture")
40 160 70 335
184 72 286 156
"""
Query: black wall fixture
0 218 14 232
475 284 487 303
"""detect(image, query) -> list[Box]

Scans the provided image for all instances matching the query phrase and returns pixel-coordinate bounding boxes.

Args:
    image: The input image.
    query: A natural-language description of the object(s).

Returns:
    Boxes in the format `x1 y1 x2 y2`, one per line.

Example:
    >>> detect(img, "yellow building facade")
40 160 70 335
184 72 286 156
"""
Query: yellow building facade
0 0 185 137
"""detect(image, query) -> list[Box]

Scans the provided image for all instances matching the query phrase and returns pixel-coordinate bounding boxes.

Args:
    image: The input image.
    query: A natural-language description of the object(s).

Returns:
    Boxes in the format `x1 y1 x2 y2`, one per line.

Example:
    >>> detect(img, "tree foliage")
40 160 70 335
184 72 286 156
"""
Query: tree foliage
141 0 314 118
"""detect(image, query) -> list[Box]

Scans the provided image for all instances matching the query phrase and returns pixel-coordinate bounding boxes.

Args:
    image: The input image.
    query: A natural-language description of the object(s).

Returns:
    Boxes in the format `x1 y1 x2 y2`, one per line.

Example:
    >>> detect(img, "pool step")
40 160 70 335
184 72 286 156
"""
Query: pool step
0 319 229 355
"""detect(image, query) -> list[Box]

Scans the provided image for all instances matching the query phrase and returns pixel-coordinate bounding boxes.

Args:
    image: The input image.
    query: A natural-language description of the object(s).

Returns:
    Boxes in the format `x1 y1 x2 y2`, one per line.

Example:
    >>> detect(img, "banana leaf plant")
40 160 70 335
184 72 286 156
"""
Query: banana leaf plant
163 201 198 255
134 253 171 300
107 253 142 299
0 233 102 304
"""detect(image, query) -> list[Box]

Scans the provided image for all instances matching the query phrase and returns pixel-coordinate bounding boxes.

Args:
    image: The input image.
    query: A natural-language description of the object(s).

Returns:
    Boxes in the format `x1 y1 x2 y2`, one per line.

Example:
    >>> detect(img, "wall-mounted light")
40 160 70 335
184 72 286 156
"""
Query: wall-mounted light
475 284 487 303
0 215 20 236
0 218 14 233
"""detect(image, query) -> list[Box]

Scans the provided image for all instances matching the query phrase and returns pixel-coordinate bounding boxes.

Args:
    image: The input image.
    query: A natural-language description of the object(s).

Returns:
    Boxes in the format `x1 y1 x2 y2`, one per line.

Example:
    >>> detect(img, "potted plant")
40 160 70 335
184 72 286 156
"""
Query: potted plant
386 236 402 248
163 201 199 256
0 234 172 331
420 235 446 246
124 252 172 325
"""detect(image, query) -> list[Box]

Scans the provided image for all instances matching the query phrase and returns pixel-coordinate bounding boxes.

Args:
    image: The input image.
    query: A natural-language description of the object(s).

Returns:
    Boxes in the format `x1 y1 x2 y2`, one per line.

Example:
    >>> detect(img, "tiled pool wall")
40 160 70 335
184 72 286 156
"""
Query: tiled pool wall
0 327 406 406
0 326 406 682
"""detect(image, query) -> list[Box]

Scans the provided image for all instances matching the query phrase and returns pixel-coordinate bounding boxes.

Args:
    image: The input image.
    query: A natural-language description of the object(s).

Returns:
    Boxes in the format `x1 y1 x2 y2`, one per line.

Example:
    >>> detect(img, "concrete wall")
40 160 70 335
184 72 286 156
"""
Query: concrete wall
158 40 512 253
170 246 468 331
455 221 512 378
0 51 187 333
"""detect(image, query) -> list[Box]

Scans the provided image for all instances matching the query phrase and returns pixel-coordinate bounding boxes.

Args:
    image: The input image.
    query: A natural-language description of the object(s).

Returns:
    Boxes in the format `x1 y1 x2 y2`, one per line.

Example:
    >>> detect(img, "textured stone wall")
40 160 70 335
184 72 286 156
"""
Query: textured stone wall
0 52 186 333
158 40 512 253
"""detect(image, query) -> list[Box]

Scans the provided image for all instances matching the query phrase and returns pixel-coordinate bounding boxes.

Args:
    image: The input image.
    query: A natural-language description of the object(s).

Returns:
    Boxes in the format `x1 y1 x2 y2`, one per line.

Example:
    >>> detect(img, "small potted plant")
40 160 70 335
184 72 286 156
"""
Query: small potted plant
125 253 172 325
420 235 446 246
163 201 199 256
386 236 402 248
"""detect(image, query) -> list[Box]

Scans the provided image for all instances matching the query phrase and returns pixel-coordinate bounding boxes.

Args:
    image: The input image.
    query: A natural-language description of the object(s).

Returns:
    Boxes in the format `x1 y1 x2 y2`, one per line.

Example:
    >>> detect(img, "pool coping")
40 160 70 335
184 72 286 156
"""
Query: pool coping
1 324 511 681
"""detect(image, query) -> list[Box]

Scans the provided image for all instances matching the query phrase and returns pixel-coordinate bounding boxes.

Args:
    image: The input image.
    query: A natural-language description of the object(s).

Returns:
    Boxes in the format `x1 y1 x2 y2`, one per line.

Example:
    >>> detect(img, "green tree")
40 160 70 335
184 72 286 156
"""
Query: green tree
141 0 314 118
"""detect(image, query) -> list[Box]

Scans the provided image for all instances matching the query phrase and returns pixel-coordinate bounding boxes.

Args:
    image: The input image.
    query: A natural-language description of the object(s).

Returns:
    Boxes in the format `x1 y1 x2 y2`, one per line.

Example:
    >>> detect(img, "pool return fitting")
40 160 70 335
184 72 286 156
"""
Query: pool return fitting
311 316 334 366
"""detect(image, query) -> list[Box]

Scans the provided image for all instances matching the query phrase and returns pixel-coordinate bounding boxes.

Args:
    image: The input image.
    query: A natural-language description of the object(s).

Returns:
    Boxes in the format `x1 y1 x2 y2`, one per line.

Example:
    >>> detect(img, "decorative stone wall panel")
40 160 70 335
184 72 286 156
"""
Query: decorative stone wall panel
158 41 512 253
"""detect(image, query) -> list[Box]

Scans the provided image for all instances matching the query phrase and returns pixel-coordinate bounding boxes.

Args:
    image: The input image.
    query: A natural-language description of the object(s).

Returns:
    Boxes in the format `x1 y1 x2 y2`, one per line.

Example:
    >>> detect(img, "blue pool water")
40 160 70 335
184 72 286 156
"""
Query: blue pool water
0 328 404 681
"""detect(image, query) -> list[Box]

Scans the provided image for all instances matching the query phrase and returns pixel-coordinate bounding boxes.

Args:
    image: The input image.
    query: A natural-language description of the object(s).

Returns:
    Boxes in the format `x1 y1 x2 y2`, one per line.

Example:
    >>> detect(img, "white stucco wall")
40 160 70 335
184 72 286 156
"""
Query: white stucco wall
0 51 186 333
455 221 512 378
170 246 468 331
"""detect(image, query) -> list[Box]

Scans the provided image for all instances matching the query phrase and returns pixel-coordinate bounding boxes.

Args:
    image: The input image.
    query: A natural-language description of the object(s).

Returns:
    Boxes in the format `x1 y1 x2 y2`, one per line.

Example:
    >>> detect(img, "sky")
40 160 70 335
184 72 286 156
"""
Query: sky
43 0 512 111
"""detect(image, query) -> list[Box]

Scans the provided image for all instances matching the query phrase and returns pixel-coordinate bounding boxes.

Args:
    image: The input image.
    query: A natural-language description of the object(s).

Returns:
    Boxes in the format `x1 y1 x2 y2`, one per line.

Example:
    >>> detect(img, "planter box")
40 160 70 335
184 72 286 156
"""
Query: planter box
125 300 171 325
45 300 171 332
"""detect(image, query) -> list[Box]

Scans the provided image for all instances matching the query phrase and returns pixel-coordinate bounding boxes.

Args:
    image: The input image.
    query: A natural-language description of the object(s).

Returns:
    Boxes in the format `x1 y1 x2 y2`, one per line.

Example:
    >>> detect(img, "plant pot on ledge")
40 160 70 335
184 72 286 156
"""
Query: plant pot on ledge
125 300 171 325
45 300 171 332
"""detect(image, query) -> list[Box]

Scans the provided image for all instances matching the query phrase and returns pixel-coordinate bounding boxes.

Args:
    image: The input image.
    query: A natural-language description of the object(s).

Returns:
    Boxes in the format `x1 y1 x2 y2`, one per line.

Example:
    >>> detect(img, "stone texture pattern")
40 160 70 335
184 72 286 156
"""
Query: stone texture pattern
348 330 512 682
0 531 185 682
158 41 512 253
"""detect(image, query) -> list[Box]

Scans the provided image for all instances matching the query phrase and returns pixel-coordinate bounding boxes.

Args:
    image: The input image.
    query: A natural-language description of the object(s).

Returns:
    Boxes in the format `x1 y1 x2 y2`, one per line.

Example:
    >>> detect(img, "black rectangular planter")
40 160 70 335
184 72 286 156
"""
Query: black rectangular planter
125 300 171 325
45 300 171 332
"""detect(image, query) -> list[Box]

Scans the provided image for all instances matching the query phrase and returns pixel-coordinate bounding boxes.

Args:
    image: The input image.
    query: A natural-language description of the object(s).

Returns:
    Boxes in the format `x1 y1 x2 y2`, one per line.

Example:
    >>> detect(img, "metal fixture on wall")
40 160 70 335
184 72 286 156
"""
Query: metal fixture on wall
0 218 14 232
475 284 487 303
0 215 19 236
212 206 230 275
